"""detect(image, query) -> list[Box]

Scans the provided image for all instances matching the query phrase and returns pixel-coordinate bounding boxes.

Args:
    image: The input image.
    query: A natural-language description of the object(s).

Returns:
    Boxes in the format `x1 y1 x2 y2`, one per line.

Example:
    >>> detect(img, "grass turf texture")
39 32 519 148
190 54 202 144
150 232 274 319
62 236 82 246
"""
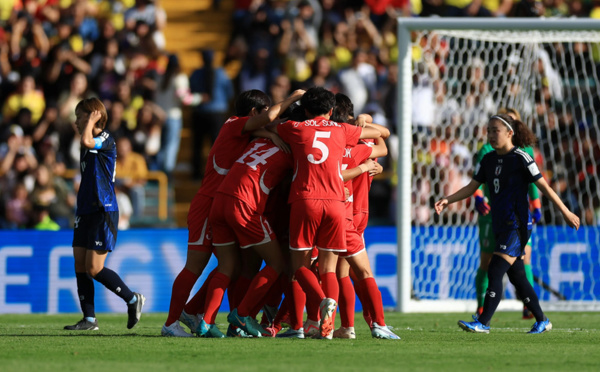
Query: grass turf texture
1 312 599 372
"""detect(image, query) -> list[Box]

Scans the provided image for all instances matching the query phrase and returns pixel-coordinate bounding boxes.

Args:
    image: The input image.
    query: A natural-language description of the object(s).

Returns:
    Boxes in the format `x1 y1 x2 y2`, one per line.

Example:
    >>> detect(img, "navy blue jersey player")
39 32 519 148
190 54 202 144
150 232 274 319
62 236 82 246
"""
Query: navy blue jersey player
435 114 580 334
64 98 145 331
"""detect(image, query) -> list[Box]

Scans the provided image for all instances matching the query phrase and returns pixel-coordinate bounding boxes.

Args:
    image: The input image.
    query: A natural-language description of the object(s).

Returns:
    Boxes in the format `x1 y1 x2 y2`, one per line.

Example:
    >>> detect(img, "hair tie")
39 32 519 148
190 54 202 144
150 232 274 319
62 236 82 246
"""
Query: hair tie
491 115 513 132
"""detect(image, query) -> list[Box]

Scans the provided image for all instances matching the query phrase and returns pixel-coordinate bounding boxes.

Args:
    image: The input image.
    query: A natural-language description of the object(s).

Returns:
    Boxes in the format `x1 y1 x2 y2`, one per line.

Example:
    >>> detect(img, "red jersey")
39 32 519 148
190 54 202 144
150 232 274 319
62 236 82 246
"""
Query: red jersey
217 138 293 213
342 144 373 219
278 117 362 203
198 116 251 198
352 139 376 215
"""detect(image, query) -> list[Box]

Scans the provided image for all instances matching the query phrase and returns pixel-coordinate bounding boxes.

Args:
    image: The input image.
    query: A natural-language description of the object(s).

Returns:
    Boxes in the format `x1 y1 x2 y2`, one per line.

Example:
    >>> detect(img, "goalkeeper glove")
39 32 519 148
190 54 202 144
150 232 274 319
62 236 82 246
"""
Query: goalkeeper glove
531 208 542 223
530 198 542 223
474 195 490 216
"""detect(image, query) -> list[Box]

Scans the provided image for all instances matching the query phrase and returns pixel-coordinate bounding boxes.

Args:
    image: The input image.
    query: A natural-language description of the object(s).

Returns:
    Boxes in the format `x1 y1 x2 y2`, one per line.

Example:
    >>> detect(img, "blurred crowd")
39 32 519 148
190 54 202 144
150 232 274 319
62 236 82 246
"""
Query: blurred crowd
2 0 600 230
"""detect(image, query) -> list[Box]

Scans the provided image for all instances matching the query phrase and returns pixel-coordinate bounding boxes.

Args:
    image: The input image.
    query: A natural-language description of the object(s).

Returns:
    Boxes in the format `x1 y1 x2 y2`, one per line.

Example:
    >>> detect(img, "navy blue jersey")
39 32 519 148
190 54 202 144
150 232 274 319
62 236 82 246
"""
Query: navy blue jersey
473 147 542 234
76 130 119 215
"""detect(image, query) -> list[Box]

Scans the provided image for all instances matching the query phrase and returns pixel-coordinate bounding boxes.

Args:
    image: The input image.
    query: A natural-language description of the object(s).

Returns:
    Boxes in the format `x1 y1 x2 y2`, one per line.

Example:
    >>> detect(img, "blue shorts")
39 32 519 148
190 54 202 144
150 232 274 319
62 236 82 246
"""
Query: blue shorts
495 229 531 257
72 211 119 251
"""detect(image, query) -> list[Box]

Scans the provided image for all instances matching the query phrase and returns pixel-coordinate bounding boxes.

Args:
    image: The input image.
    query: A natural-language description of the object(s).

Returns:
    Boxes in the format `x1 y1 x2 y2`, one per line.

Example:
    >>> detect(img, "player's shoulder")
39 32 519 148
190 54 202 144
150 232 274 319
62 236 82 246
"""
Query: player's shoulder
480 149 496 162
224 116 246 125
513 147 534 163
97 130 115 145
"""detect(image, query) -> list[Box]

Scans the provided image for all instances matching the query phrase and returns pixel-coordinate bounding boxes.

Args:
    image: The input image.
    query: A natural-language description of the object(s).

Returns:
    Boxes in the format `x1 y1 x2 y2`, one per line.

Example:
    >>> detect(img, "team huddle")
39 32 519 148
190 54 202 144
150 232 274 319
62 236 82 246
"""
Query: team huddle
162 86 399 340
65 87 580 339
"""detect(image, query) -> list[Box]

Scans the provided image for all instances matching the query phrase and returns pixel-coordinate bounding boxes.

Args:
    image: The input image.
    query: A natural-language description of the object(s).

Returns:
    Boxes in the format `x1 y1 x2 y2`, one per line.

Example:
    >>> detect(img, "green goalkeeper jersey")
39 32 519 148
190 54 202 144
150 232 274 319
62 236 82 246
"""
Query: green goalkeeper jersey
475 144 540 222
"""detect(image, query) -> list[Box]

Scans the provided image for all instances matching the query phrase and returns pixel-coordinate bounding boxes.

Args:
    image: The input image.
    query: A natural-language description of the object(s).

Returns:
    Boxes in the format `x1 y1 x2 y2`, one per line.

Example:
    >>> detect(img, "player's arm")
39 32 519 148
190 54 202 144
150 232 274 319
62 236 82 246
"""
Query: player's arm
358 126 381 140
242 89 305 133
80 110 103 149
435 179 481 215
355 114 390 139
369 137 387 158
252 127 291 154
342 159 378 182
534 177 580 230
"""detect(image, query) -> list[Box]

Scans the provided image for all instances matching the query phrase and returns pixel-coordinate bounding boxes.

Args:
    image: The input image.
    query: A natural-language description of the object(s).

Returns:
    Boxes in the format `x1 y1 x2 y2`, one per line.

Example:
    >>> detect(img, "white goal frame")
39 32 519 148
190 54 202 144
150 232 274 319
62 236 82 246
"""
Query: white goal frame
395 18 600 313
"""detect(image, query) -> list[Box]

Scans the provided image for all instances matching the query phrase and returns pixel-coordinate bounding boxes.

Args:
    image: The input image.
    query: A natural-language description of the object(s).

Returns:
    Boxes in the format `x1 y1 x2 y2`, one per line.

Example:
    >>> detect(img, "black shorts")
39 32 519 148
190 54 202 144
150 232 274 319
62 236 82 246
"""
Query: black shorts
72 211 119 251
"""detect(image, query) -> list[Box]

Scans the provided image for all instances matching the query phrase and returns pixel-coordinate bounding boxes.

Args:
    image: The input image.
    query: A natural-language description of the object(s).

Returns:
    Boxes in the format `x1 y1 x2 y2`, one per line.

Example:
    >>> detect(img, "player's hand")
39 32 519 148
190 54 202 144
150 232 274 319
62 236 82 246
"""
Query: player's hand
434 199 448 215
344 187 350 201
531 208 542 224
475 195 490 216
291 89 305 100
89 110 102 125
564 211 580 230
361 159 378 173
270 133 290 154
369 162 383 176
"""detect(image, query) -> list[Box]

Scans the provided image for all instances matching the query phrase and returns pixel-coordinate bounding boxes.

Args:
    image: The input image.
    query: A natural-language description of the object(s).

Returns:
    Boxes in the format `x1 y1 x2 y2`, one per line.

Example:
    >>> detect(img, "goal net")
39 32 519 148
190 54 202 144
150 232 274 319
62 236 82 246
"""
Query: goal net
395 18 600 312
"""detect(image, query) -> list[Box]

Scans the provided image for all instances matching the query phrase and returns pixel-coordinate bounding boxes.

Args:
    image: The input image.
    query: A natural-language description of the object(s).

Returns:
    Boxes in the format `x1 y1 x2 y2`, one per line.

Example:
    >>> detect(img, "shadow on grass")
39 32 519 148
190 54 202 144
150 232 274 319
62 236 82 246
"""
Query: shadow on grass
0 333 163 337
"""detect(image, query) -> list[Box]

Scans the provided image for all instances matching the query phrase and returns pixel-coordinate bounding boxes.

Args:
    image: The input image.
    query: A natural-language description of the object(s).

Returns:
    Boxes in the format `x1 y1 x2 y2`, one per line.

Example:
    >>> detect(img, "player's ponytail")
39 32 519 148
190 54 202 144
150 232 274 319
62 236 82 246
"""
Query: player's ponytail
511 119 537 148
491 113 537 148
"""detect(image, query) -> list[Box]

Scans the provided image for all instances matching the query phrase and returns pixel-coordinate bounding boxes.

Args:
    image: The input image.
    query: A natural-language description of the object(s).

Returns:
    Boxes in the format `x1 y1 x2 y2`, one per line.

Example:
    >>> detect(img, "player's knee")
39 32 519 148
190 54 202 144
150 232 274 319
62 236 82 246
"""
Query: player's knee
86 264 104 277
353 268 373 281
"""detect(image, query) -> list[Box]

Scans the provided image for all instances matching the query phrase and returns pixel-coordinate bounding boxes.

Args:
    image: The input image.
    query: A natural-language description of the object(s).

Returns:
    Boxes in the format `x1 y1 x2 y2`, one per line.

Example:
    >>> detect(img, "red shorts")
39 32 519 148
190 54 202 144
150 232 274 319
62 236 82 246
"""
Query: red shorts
340 218 365 258
210 194 274 248
187 193 214 253
353 212 369 235
289 199 346 253
310 246 319 261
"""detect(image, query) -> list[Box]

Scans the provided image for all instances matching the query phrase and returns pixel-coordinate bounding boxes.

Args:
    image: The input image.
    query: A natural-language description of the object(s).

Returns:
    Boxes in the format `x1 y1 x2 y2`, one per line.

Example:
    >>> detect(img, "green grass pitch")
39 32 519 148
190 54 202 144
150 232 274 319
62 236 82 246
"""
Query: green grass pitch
1 312 599 372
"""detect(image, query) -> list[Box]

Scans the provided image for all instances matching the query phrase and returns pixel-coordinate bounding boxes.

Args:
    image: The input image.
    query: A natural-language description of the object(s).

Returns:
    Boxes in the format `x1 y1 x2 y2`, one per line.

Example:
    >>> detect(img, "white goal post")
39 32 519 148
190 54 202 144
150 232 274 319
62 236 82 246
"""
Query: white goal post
395 18 600 313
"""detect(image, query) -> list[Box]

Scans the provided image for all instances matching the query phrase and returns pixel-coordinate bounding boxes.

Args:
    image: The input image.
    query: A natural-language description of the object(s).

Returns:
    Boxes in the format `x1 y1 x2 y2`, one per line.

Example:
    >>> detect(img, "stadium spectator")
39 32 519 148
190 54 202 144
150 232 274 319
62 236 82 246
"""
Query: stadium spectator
189 49 234 179
2 74 45 124
29 163 75 228
115 136 148 218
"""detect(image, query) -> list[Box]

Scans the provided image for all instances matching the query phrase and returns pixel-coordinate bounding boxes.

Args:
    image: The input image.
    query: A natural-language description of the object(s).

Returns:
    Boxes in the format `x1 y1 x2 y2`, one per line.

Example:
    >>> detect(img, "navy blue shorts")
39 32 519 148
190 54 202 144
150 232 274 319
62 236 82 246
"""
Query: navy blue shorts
495 228 531 257
72 211 119 251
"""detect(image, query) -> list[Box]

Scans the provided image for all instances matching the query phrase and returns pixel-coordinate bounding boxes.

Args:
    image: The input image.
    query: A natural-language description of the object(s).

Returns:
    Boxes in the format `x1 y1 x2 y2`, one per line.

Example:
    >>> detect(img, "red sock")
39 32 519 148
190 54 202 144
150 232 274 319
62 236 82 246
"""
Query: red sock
228 275 252 310
238 266 279 317
290 281 306 330
295 266 324 306
354 279 372 327
166 268 199 326
266 274 287 307
320 272 339 302
204 272 231 324
360 277 385 326
338 276 355 328
183 268 217 315
253 272 286 319
273 295 290 327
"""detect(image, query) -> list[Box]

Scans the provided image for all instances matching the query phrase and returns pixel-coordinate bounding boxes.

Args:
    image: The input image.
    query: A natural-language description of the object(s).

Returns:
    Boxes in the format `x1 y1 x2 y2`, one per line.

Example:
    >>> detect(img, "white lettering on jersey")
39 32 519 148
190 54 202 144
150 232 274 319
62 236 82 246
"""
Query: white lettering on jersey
344 148 352 158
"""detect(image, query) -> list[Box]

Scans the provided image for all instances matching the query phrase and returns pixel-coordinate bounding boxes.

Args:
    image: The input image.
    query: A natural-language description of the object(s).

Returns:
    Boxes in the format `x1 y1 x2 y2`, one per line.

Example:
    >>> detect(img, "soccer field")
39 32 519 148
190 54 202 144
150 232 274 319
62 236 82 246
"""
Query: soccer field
1 312 599 372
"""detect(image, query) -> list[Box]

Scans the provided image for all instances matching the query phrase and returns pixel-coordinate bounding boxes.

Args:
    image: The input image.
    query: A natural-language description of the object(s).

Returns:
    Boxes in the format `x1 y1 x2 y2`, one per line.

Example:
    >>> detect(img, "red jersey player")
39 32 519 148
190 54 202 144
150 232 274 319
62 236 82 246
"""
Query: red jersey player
201 137 294 337
162 89 304 338
273 87 382 339
330 93 400 340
